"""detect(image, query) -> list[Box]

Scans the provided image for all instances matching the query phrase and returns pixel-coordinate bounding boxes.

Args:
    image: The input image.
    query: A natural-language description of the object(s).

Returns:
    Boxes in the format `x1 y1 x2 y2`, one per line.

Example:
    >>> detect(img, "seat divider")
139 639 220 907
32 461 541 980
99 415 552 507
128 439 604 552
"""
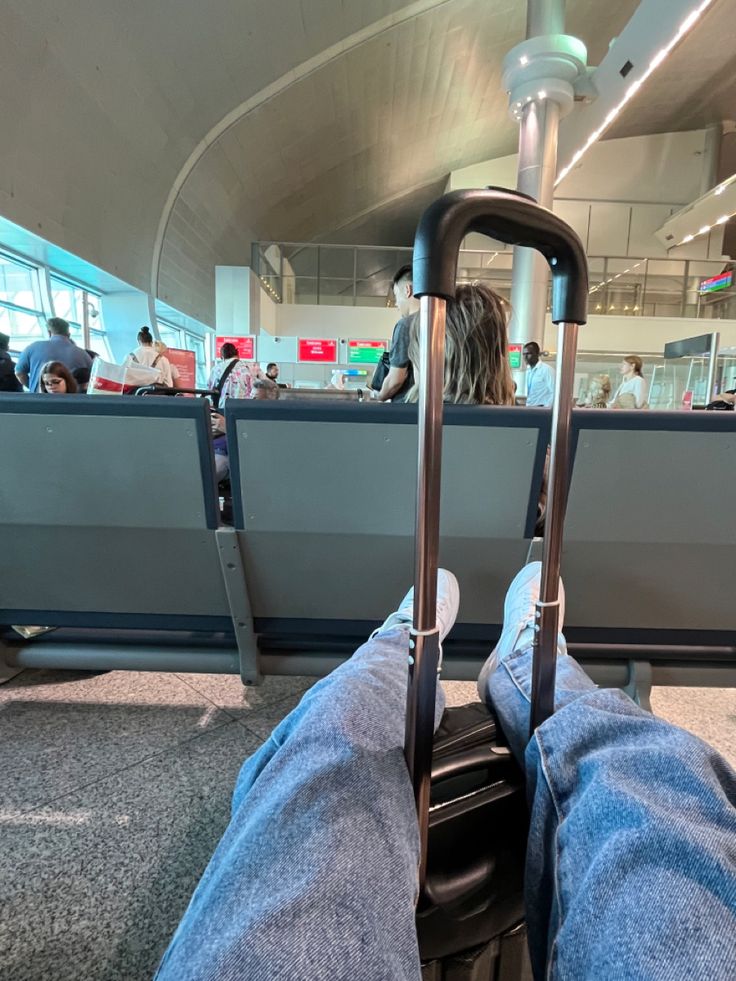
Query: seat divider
215 526 262 685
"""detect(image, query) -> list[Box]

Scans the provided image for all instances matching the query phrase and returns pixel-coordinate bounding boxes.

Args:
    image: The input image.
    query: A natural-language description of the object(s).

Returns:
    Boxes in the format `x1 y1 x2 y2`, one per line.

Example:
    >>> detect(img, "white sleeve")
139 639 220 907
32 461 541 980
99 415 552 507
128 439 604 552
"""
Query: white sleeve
529 363 555 406
634 376 648 408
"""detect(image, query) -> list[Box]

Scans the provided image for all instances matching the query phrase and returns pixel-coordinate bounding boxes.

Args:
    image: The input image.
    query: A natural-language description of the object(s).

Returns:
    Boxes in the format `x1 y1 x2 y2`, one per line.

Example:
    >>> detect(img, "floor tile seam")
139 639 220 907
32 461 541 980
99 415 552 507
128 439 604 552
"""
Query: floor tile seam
7 716 241 817
172 673 250 722
233 689 305 737
172 672 305 719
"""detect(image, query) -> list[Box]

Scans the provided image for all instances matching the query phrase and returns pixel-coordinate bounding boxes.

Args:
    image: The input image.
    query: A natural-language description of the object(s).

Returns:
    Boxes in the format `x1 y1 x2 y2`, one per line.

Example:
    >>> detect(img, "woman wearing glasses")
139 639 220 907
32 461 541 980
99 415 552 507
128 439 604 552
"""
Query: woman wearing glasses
38 361 79 394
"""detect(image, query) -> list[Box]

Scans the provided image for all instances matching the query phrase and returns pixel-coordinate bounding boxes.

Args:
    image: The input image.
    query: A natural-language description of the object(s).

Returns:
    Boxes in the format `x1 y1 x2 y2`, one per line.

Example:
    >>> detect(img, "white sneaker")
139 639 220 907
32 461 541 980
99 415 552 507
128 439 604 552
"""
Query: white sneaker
476 562 566 700
372 569 460 643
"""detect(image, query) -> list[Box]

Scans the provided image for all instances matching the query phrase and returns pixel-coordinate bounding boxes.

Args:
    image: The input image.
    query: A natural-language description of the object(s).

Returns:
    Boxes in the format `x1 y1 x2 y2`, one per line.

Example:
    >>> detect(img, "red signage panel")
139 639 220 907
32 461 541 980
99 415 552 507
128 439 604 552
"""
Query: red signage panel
216 335 256 360
167 348 197 390
298 338 338 363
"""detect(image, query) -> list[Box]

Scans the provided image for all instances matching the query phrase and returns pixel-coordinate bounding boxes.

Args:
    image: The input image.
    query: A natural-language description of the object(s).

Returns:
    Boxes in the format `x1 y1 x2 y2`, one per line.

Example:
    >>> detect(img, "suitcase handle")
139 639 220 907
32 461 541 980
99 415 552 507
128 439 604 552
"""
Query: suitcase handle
405 188 588 890
412 187 588 324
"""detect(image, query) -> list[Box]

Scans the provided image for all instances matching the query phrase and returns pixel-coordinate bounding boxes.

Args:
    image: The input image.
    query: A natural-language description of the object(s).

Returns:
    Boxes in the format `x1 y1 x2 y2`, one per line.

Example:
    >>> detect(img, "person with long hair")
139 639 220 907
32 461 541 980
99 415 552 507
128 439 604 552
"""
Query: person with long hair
38 360 78 394
405 282 515 405
127 326 174 387
609 354 648 409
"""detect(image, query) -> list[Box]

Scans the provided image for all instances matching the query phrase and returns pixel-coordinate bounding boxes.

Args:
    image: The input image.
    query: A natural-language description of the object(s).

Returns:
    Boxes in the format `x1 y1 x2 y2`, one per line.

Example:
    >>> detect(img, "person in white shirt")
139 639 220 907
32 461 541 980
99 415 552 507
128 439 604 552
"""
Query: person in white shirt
609 355 648 409
523 341 555 406
127 326 174 387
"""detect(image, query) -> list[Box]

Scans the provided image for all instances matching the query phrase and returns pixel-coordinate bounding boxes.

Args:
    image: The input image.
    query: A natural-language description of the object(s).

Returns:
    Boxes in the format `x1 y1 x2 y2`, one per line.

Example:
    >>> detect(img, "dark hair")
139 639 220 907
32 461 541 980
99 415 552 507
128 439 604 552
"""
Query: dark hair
0 331 9 351
137 326 153 345
266 362 278 372
72 365 91 387
39 361 78 393
392 264 413 289
524 341 541 356
220 343 239 359
47 317 70 336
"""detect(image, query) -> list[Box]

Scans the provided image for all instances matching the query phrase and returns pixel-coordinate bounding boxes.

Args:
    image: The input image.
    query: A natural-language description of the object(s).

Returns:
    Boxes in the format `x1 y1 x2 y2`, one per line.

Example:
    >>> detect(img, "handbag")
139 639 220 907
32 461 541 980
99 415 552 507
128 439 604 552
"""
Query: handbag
370 350 391 392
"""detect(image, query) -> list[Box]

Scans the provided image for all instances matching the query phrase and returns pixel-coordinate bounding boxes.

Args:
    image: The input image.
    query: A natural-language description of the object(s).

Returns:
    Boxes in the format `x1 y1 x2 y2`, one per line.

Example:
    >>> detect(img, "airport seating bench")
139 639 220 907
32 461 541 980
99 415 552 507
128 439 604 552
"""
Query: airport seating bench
1 393 734 703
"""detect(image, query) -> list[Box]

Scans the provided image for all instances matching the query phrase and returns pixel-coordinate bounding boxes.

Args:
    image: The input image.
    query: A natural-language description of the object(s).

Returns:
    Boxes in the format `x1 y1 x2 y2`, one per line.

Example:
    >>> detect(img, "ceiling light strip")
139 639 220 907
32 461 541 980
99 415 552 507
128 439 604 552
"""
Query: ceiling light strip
555 0 715 186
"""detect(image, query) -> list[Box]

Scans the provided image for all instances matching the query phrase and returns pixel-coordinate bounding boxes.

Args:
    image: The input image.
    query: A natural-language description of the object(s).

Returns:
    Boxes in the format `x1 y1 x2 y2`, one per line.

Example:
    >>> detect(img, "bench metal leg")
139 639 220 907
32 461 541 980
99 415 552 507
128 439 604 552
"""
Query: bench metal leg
216 526 262 686
622 660 653 712
0 637 23 685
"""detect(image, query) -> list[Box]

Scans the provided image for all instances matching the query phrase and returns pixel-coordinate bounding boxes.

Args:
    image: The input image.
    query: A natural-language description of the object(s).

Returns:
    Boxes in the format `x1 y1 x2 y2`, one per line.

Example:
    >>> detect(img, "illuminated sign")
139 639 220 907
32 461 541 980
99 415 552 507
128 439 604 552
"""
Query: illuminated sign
344 369 368 376
298 338 338 363
166 349 197 390
508 343 523 369
348 339 387 364
216 335 256 359
699 272 733 294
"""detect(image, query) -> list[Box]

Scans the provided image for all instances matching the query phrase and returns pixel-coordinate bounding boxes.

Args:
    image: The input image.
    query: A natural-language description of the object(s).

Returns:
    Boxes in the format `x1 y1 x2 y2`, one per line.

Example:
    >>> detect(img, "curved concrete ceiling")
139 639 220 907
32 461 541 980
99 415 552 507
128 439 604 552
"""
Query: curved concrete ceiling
156 0 640 320
2 0 709 328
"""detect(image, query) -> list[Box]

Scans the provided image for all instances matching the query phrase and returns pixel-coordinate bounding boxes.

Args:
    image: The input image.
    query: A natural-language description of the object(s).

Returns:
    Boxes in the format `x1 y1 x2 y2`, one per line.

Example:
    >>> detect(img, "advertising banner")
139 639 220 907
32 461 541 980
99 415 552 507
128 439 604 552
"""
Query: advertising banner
298 338 338 363
215 336 256 360
348 339 387 364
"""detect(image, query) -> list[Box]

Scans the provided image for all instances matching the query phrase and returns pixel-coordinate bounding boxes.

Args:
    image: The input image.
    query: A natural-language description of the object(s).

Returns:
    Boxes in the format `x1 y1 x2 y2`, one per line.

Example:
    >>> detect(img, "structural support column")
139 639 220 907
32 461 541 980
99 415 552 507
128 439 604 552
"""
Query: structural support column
509 98 560 356
502 0 586 392
527 0 566 38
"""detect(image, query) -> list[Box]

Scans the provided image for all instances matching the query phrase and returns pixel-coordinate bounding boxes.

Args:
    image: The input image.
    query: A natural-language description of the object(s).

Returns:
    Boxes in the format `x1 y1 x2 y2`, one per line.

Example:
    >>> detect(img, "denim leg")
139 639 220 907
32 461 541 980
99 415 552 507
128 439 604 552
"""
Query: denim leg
485 650 736 980
155 626 445 981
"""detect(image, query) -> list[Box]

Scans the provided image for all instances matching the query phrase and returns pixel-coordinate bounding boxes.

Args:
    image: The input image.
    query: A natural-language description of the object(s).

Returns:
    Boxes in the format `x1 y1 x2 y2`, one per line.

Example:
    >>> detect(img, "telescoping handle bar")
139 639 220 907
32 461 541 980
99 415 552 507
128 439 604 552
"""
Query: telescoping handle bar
405 188 588 889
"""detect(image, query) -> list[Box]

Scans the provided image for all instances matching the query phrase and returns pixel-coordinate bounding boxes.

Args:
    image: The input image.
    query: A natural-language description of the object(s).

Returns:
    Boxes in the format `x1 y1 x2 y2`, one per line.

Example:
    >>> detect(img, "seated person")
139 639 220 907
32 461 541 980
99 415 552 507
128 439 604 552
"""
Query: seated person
155 563 736 980
39 361 78 394
0 331 22 392
404 282 515 405
71 364 91 394
582 373 611 408
210 411 229 482
252 378 280 400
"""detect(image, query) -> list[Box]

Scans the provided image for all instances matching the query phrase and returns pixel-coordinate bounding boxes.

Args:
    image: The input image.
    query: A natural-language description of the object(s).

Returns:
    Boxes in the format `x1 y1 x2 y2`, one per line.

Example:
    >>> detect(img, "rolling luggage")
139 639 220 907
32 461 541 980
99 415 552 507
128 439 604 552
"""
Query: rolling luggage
405 188 588 979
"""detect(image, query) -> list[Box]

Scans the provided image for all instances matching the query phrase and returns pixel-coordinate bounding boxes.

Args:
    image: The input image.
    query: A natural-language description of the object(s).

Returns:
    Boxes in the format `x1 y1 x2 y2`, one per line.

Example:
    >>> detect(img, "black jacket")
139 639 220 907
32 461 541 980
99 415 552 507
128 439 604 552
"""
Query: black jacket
0 350 22 392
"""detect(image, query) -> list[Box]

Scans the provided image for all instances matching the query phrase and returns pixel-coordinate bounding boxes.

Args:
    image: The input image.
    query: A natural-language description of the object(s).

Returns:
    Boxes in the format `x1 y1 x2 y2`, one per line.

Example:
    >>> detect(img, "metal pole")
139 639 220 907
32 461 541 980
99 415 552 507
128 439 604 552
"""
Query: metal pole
527 0 566 36
530 320 578 732
706 331 720 403
405 294 446 889
509 97 561 383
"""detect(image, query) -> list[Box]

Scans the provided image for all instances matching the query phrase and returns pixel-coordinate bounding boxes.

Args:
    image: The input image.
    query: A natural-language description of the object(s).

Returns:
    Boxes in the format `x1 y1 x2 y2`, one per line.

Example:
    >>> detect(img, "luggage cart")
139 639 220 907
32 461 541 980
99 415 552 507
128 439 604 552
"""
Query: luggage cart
406 188 588 979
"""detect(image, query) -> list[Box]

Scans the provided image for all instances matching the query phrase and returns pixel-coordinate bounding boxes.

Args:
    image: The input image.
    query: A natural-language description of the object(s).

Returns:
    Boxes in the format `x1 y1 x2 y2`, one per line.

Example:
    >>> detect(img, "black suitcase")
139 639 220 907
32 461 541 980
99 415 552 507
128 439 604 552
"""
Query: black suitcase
403 188 588 979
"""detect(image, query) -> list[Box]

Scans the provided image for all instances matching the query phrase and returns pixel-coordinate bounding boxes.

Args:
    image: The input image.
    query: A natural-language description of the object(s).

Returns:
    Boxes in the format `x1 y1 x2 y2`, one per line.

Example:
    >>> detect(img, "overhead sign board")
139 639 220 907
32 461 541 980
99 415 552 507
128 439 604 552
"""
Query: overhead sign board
298 338 338 363
508 343 523 370
348 339 387 364
215 335 256 360
699 271 733 294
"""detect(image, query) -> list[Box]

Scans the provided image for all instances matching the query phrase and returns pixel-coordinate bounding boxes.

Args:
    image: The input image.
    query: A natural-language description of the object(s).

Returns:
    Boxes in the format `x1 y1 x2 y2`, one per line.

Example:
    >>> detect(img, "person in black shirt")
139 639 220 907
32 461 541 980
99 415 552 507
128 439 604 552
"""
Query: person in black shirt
375 264 418 402
0 332 22 392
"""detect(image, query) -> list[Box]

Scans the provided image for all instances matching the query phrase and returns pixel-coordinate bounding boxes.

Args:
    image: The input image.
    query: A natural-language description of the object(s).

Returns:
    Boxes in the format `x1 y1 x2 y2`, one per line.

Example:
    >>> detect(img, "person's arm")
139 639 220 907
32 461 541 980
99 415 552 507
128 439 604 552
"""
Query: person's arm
539 364 556 407
376 365 408 401
15 349 30 389
376 319 411 401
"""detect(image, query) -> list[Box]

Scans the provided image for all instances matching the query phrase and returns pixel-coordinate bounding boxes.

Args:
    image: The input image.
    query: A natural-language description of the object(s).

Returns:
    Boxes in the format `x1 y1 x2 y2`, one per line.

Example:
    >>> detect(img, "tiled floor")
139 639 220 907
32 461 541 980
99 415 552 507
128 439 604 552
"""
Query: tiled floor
1 667 734 980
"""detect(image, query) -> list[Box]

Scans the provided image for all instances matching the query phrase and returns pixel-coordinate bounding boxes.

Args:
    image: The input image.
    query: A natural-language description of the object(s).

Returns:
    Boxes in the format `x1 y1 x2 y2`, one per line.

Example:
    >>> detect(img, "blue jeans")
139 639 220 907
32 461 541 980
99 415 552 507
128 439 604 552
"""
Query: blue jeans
156 630 736 980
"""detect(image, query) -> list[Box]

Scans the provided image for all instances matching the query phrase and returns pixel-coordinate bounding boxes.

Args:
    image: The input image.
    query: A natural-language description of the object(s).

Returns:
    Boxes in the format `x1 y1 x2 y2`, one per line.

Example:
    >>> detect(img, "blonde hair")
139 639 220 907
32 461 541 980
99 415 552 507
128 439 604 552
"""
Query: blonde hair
587 373 611 407
406 283 515 405
153 340 168 356
624 355 643 376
